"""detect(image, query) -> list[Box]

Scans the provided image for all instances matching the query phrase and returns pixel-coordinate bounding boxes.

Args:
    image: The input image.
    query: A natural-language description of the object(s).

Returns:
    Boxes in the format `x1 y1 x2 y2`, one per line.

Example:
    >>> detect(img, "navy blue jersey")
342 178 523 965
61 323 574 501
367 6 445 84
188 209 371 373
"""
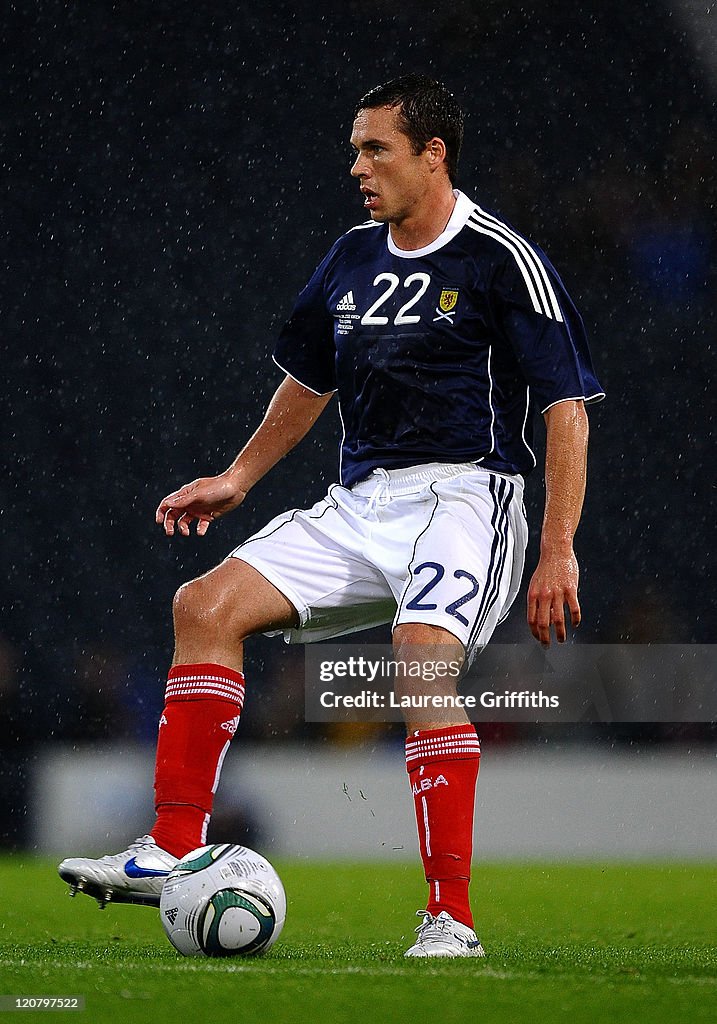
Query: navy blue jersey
274 190 604 487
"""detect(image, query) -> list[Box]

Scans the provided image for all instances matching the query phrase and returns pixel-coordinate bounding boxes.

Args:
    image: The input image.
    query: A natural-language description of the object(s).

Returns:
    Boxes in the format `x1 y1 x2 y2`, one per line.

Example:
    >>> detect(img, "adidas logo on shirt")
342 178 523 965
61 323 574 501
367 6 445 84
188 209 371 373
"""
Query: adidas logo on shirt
337 291 356 311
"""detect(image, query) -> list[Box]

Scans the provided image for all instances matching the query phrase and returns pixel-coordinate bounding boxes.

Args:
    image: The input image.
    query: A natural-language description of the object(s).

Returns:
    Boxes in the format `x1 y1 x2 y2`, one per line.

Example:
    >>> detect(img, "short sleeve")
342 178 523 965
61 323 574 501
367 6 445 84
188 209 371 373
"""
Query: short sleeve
272 250 337 396
490 245 605 413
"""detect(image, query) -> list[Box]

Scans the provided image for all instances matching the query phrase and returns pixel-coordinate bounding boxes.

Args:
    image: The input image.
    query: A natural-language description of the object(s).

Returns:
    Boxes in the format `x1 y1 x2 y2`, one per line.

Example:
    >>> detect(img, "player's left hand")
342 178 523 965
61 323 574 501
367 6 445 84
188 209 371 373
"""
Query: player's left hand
526 548 581 647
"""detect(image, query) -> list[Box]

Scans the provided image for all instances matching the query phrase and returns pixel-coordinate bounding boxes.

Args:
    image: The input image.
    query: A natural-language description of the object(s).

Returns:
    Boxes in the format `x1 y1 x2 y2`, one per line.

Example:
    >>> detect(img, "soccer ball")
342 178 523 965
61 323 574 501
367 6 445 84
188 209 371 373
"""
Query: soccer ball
159 844 286 957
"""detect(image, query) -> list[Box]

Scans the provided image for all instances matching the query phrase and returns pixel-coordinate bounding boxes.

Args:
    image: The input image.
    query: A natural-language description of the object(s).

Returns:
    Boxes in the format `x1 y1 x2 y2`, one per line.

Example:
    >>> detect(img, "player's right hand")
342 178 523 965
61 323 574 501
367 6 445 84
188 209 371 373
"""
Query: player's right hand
155 473 248 537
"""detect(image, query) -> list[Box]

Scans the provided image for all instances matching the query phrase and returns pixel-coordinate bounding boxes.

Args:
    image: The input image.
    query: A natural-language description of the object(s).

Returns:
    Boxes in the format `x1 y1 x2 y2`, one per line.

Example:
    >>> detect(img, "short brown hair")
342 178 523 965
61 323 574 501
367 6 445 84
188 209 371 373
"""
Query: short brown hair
356 74 464 184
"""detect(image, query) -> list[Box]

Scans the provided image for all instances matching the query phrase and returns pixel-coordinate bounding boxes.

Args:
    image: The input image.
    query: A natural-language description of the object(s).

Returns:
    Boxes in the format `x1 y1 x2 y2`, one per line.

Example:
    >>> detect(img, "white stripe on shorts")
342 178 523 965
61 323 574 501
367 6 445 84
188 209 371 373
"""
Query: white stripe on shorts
467 475 514 650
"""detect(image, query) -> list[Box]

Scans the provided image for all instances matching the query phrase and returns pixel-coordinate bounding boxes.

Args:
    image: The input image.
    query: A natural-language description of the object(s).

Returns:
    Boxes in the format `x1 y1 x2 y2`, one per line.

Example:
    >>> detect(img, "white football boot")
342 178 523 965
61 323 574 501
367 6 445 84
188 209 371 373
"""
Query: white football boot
58 835 178 909
404 910 486 958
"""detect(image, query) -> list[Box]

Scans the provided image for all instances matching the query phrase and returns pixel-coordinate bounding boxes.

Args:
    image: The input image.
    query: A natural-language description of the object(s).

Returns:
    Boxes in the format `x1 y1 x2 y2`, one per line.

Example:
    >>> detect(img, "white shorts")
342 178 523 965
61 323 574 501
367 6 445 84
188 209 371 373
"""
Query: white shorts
231 462 528 661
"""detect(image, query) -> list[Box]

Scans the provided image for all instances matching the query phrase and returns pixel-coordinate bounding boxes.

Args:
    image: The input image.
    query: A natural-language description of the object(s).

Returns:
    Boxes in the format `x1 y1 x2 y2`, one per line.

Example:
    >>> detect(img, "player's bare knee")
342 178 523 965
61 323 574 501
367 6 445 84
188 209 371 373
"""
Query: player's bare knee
392 623 465 665
172 576 236 637
393 626 465 700
172 578 205 631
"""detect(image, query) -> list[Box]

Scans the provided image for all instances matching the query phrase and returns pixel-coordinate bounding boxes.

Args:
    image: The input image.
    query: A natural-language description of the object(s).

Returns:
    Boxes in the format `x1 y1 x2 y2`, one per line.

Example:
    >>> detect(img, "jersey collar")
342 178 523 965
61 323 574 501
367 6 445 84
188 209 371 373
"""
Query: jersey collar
386 190 475 259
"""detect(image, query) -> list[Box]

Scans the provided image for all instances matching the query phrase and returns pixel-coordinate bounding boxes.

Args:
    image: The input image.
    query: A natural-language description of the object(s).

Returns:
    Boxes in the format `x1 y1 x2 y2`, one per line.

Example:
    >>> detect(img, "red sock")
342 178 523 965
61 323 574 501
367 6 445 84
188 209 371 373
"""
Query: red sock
406 724 481 929
151 663 245 858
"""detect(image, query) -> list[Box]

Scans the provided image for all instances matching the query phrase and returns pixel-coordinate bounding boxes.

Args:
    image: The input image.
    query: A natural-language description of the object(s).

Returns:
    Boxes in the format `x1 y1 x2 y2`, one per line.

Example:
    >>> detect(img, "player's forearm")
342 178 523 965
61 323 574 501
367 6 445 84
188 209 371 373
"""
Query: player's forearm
539 400 589 555
224 375 334 494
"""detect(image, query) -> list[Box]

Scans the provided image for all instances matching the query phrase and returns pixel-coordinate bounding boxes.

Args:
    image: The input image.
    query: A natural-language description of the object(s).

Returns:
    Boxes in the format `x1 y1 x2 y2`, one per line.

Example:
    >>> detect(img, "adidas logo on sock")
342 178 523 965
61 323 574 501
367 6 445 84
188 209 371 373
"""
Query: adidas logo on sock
220 714 241 735
337 291 356 311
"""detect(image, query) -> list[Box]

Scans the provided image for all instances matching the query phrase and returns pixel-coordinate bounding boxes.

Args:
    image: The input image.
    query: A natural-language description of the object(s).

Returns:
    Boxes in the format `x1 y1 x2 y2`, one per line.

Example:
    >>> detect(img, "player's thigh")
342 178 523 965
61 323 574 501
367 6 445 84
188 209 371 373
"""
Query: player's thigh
394 471 527 658
229 490 395 640
174 557 299 637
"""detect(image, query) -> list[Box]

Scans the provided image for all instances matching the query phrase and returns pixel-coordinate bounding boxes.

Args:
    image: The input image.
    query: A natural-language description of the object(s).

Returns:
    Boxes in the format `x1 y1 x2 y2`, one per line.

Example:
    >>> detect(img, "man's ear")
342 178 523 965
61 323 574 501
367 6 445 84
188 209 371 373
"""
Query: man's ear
425 137 447 171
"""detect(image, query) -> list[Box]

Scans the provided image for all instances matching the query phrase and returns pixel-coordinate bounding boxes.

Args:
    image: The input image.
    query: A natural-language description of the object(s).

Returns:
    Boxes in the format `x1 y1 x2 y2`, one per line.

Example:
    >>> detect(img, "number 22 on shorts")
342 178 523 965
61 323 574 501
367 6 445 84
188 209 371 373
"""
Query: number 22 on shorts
404 561 481 626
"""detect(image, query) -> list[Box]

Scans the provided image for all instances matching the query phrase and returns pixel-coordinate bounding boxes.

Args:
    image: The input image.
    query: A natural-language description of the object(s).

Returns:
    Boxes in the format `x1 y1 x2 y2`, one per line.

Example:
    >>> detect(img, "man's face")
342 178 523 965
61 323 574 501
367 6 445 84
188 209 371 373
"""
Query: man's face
349 105 432 225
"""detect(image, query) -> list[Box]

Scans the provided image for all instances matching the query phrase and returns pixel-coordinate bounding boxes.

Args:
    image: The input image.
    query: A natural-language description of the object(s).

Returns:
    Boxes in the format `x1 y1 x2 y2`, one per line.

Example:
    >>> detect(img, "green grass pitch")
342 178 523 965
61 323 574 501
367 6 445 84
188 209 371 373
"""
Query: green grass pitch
0 858 715 1023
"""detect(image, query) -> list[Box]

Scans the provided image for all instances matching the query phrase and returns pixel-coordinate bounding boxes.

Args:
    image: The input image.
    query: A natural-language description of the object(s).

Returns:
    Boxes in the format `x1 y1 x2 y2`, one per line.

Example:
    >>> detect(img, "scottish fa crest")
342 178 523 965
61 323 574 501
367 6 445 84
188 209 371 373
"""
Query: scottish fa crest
439 288 459 312
434 287 459 323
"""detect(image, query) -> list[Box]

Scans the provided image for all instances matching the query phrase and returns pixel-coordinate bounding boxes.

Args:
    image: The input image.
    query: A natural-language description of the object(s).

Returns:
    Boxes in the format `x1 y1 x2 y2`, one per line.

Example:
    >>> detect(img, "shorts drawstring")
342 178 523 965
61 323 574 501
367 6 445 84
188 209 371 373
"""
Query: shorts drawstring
364 468 391 517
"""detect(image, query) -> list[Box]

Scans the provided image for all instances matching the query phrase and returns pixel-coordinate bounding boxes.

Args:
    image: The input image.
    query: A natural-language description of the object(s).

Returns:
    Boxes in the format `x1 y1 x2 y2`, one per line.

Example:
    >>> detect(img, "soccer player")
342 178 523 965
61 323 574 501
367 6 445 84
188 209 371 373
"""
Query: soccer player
59 75 603 957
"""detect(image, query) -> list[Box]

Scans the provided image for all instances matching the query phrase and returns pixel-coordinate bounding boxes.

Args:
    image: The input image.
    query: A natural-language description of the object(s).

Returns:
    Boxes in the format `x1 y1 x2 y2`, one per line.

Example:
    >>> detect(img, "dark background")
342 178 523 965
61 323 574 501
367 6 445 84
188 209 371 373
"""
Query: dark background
1 1 715 843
